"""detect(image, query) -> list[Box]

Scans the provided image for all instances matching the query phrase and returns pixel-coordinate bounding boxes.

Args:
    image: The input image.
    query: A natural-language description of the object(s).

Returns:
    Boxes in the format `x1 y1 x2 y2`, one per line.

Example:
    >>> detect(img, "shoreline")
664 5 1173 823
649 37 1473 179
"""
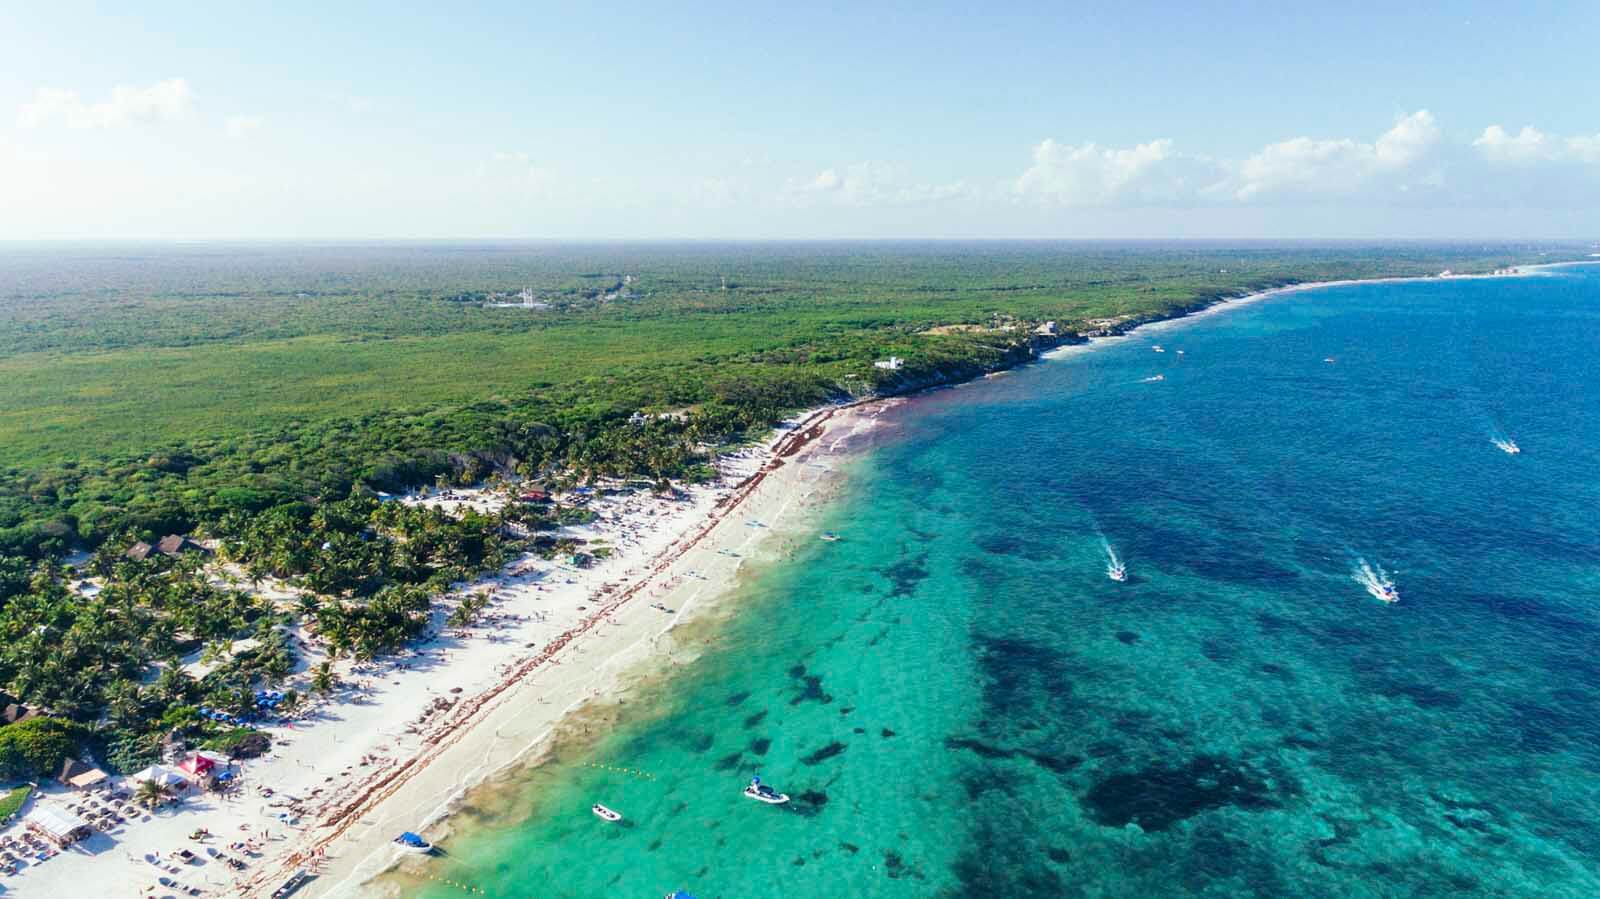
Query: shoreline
258 401 892 897
1037 265 1556 362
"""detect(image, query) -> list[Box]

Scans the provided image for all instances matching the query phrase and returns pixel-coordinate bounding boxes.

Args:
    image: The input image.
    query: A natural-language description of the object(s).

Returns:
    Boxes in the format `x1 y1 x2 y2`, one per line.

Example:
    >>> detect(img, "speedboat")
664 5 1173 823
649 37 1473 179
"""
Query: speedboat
592 803 623 822
1152 344 1165 353
743 776 789 805
1353 559 1399 604
392 832 433 855
819 532 841 542
1104 541 1127 582
1493 438 1521 455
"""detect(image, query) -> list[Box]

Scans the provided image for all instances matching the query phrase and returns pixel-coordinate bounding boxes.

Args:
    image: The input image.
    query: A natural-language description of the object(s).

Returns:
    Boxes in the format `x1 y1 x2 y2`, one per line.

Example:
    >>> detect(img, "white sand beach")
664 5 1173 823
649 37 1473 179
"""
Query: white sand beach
0 401 890 899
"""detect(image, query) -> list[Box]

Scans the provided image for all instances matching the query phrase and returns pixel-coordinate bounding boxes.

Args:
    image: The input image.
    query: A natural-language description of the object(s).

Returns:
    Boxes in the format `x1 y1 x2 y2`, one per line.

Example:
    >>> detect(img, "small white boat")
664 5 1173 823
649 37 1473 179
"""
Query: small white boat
270 870 312 899
1175 349 1185 355
1104 541 1127 582
1353 559 1399 604
819 532 841 542
592 803 623 822
1323 357 1337 363
1152 344 1165 353
1492 437 1521 455
392 832 433 855
743 776 789 805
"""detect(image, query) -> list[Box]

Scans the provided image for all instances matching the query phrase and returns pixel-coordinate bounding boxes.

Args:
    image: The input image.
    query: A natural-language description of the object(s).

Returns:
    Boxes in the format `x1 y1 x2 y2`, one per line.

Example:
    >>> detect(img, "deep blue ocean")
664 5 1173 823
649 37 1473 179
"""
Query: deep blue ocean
416 264 1600 898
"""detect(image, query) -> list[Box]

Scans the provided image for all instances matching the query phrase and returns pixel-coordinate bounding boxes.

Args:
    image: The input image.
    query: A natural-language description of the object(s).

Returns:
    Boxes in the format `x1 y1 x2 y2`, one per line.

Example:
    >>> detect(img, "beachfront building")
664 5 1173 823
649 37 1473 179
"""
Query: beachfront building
23 807 91 848
57 758 110 792
177 753 216 785
874 356 905 370
131 764 192 796
176 751 234 790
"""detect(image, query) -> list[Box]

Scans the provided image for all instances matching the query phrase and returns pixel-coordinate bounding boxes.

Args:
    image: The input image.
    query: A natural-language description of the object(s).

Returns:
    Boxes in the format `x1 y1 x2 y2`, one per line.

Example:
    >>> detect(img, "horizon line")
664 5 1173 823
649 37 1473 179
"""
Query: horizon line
0 236 1594 246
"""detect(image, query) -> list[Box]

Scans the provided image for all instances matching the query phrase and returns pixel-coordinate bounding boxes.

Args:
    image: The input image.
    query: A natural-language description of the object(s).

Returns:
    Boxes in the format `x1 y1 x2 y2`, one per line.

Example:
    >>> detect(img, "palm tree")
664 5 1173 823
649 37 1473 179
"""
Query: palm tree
135 778 167 809
311 662 336 696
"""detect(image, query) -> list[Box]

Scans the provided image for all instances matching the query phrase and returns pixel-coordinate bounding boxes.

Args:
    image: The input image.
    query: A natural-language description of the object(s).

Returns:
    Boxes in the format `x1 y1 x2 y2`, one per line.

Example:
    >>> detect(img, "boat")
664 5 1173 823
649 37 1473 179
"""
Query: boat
743 775 789 805
270 870 313 899
1152 344 1165 352
1324 357 1337 363
392 831 433 855
1175 349 1185 355
1104 541 1127 582
664 892 700 899
1353 559 1399 604
1492 437 1521 455
819 532 841 542
592 803 623 822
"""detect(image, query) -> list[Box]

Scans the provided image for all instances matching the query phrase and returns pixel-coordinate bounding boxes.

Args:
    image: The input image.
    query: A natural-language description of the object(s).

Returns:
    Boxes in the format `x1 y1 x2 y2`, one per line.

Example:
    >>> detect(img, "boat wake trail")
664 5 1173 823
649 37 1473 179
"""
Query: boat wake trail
1139 374 1166 383
1352 558 1399 603
1103 539 1128 582
1490 435 1521 455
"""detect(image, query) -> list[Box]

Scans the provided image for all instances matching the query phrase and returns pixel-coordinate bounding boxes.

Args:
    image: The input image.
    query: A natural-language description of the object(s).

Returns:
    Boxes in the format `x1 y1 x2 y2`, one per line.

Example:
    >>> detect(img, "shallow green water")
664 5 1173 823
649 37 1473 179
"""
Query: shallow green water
416 265 1600 898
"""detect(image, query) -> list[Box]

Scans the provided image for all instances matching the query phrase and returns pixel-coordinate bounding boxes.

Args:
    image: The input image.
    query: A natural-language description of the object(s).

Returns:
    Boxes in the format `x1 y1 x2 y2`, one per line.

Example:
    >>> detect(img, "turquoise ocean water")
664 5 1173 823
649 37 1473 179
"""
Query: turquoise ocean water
415 265 1600 898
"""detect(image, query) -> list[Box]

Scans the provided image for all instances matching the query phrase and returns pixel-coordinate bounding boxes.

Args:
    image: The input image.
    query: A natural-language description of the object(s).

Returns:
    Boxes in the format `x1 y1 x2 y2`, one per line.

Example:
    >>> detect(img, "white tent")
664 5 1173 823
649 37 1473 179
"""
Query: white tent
24 806 90 845
131 765 191 791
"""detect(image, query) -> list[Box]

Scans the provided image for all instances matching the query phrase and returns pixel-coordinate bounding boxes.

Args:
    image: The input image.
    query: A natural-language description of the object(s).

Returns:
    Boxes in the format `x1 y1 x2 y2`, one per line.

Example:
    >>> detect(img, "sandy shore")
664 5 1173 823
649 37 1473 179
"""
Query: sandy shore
0 400 888 899
226 401 886 898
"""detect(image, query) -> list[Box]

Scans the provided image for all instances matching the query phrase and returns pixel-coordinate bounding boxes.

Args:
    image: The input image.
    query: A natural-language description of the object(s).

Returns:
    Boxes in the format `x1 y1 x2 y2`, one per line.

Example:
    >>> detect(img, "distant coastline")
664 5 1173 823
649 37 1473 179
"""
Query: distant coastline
881 264 1557 395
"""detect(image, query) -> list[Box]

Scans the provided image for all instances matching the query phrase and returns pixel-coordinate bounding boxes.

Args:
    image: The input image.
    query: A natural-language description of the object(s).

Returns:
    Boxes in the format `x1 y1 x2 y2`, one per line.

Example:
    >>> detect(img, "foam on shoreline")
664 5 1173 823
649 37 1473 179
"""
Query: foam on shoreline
266 403 888 897
1043 266 1551 363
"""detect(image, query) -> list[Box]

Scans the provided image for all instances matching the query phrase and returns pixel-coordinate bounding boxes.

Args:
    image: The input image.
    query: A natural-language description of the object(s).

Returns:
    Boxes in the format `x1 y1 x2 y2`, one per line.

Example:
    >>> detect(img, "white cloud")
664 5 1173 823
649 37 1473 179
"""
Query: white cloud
1375 110 1441 168
1474 124 1600 165
788 162 969 207
1473 125 1552 163
1015 138 1195 206
225 115 263 139
17 78 194 129
1234 110 1439 200
1235 137 1373 199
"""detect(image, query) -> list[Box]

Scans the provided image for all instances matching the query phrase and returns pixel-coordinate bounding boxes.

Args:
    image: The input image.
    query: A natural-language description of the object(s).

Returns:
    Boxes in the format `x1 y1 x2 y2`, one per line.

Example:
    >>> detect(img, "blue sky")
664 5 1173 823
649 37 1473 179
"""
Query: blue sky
2 1 1597 239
